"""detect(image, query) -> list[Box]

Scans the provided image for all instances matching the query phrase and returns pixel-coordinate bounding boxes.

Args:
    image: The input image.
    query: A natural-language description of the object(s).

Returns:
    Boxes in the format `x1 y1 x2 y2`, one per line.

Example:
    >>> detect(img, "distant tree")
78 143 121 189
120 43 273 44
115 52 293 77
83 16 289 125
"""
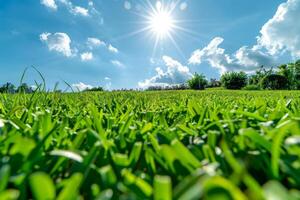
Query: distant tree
278 64 294 89
146 84 188 91
221 71 247 89
176 83 189 90
207 78 221 88
295 60 300 89
280 60 300 89
248 66 273 86
146 85 163 91
187 73 208 90
84 87 104 92
261 74 288 90
0 82 16 93
17 83 33 93
0 86 4 93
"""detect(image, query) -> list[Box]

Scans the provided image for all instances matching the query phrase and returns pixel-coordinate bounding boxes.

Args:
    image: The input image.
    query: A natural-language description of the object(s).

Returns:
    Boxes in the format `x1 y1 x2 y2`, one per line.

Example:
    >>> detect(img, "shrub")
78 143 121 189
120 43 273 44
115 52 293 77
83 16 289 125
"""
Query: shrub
0 82 16 94
84 87 104 92
17 83 33 93
207 78 221 88
261 74 288 90
146 84 189 91
248 66 273 85
221 71 247 90
242 84 261 90
187 73 208 90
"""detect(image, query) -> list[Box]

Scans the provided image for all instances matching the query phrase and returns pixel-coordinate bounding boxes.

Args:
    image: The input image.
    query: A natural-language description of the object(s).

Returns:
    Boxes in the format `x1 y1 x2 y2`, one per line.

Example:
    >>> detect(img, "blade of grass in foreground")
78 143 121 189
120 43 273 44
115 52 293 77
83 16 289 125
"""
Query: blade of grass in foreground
29 172 56 200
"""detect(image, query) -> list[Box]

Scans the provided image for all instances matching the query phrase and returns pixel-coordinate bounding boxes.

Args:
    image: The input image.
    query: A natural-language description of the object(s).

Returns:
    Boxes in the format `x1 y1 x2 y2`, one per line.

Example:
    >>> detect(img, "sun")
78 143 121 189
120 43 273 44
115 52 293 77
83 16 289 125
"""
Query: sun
118 0 194 58
148 2 174 39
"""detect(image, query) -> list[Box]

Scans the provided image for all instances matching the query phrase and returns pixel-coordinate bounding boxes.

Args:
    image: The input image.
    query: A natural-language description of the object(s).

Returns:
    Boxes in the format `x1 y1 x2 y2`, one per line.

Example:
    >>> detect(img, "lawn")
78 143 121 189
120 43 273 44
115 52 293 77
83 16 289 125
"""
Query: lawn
0 90 300 199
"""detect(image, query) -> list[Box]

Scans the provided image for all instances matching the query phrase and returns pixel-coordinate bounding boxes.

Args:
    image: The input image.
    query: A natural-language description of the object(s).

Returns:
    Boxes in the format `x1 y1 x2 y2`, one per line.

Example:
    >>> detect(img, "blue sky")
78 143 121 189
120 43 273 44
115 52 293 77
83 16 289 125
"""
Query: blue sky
1 0 299 90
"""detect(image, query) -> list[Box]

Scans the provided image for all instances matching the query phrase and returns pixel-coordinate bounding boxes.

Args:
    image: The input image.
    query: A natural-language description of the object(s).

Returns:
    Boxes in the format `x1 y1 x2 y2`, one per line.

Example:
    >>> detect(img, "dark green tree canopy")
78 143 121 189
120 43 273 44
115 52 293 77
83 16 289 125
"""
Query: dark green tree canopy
17 83 33 93
187 73 208 90
84 87 104 92
0 82 16 94
261 74 288 90
221 71 247 90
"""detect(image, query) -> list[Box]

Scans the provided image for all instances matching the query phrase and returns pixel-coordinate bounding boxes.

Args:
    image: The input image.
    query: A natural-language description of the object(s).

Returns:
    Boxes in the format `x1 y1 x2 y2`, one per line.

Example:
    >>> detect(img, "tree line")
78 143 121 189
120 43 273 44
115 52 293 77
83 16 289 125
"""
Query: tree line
1 60 299 93
221 59 300 90
0 83 35 94
148 59 300 91
0 82 106 93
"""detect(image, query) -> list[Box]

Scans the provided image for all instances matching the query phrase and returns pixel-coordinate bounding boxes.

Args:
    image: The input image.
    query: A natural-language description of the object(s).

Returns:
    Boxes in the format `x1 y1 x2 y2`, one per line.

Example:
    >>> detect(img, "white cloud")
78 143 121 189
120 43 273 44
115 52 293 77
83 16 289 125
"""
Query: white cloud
189 37 275 74
180 2 188 11
40 32 73 57
88 1 94 7
163 56 190 74
111 60 125 68
71 6 89 16
189 37 225 65
104 77 111 80
86 38 119 54
108 44 119 53
40 32 50 41
139 56 192 88
124 1 131 10
87 1 103 24
80 52 93 61
72 82 93 91
87 37 106 49
41 0 57 10
258 0 300 58
42 0 90 17
189 0 300 73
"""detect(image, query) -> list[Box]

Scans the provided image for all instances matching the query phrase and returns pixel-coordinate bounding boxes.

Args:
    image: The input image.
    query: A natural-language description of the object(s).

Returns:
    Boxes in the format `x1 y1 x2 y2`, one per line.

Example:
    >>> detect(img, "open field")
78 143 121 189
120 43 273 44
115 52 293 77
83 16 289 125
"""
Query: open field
0 90 300 199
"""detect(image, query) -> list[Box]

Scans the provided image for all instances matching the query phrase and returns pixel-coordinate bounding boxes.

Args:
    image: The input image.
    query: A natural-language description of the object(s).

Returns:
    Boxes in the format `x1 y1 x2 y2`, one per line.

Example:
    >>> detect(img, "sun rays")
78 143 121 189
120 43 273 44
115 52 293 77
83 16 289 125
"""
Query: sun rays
147 1 175 39
115 0 196 59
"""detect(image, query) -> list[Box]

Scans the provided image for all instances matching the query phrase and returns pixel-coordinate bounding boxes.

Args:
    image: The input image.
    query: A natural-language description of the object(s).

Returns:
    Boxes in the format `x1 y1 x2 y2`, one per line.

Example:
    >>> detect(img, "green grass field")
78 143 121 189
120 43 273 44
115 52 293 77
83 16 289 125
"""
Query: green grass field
0 90 300 200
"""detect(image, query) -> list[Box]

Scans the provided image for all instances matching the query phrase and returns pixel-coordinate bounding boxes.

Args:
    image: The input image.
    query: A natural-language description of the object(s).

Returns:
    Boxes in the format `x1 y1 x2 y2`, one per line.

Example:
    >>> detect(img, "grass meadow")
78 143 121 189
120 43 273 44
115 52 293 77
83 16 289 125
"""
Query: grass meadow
0 90 300 199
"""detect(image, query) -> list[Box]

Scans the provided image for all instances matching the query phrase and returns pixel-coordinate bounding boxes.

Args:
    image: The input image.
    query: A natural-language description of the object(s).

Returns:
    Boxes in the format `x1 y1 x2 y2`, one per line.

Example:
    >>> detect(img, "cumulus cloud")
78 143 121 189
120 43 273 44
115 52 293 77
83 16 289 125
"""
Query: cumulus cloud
258 0 300 58
41 0 57 10
40 32 74 57
72 82 93 91
60 0 89 17
189 37 224 65
189 0 300 73
189 37 276 74
111 60 125 68
41 0 90 17
86 38 119 54
80 52 93 61
139 56 192 88
108 44 119 53
87 37 106 49
71 6 89 16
